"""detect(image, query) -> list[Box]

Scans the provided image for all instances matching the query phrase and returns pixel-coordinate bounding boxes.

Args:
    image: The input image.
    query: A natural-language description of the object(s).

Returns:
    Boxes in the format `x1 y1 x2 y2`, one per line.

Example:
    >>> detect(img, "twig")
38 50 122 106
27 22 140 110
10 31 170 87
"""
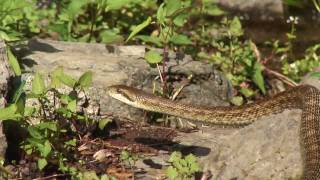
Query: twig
156 64 164 84
171 74 193 100
251 41 297 87
264 68 298 87
32 173 68 180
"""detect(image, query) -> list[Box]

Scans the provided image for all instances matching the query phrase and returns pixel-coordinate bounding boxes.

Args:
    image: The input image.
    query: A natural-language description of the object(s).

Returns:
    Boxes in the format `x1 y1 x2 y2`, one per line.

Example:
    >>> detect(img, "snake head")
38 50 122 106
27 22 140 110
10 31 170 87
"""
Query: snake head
107 85 139 107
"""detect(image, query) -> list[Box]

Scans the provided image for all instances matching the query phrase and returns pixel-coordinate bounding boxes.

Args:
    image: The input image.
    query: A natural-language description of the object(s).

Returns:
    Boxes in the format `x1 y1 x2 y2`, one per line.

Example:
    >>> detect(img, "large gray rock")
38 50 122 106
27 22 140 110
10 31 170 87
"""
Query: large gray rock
0 40 11 159
19 38 232 120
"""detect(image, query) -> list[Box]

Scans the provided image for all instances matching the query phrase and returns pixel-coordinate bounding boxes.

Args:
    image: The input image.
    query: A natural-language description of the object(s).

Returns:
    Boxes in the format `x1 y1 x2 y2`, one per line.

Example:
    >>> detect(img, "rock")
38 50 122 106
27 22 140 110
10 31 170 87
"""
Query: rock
0 40 12 159
217 0 284 21
18 38 232 120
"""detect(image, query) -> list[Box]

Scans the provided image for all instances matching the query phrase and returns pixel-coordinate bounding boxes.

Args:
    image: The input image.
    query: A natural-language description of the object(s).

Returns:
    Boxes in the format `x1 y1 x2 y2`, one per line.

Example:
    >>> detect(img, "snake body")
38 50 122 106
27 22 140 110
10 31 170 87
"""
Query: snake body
107 84 320 179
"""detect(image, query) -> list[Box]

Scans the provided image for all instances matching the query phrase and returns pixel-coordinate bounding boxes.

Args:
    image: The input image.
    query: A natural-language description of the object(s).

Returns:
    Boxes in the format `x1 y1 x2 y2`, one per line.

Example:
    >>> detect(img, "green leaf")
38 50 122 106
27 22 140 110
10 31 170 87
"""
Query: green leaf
78 71 92 88
41 140 52 157
98 118 112 130
0 104 21 120
50 66 63 89
106 0 133 10
135 35 163 47
38 122 57 131
252 62 266 94
11 80 26 103
169 34 192 45
65 139 77 147
24 107 36 117
157 3 166 26
67 99 77 112
239 87 255 98
32 72 45 95
38 158 47 170
229 17 243 37
58 73 77 88
7 48 21 76
230 96 243 106
165 0 182 16
144 50 162 64
166 166 178 180
28 126 43 139
126 17 152 43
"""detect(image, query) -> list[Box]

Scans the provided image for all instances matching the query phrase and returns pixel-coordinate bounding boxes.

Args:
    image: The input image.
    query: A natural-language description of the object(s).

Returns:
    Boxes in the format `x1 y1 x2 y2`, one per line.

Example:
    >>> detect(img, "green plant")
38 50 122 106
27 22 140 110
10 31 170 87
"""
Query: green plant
120 150 141 169
165 151 200 180
198 17 265 102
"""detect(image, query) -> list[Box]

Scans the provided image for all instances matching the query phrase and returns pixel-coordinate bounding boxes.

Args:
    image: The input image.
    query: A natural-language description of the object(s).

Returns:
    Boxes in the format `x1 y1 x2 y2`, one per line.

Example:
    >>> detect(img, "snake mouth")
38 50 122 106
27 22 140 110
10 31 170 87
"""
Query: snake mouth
107 85 137 105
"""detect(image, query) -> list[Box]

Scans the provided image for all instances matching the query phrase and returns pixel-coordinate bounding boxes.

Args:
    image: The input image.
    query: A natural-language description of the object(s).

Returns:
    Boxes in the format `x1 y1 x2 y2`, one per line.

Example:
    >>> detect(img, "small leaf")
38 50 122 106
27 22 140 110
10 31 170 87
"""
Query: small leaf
38 158 47 170
65 139 77 147
28 126 43 139
165 0 182 16
78 71 92 88
99 118 112 130
42 140 52 157
50 66 63 89
166 166 178 180
126 17 152 43
32 72 45 95
58 73 77 88
157 3 166 25
11 80 26 103
169 34 192 45
67 99 77 112
144 50 162 64
38 122 57 131
7 48 21 76
230 96 243 106
239 87 255 98
252 62 266 94
135 35 163 47
0 104 21 120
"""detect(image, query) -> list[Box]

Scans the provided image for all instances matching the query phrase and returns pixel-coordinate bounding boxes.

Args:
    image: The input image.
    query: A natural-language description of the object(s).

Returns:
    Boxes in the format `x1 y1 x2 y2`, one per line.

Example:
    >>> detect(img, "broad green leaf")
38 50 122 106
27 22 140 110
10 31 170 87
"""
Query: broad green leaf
144 50 162 64
0 104 21 120
28 126 43 139
165 0 182 16
252 62 266 94
99 118 112 130
0 31 11 41
58 73 77 88
41 140 52 157
37 158 47 170
78 71 93 88
135 35 163 47
173 13 189 27
157 3 166 25
67 99 77 112
24 107 36 117
32 72 45 95
106 0 133 10
126 17 152 43
50 67 63 89
38 122 57 131
7 48 21 76
11 80 26 103
16 94 25 116
169 34 192 45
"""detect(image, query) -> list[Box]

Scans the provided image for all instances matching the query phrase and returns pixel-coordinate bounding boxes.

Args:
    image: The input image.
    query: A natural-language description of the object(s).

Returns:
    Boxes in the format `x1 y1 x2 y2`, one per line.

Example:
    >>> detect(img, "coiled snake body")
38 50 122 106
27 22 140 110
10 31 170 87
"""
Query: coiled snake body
107 84 320 179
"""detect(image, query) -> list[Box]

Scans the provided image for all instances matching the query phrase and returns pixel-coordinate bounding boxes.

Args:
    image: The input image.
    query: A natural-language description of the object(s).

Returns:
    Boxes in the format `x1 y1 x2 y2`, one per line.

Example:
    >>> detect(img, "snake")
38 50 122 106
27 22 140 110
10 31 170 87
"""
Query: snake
107 84 320 179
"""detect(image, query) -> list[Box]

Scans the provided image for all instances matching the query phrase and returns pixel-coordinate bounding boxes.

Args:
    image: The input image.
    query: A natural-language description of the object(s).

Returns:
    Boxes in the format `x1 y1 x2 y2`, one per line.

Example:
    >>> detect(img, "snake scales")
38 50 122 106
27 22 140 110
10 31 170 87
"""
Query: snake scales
107 84 320 179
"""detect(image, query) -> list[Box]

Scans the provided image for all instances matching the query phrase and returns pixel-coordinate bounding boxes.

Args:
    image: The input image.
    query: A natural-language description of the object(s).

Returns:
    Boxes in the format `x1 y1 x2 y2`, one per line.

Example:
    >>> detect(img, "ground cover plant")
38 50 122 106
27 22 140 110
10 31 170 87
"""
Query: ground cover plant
0 0 319 179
